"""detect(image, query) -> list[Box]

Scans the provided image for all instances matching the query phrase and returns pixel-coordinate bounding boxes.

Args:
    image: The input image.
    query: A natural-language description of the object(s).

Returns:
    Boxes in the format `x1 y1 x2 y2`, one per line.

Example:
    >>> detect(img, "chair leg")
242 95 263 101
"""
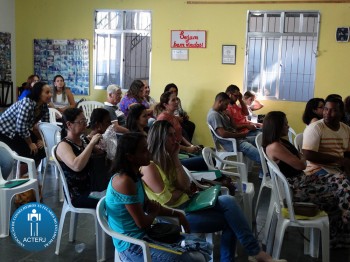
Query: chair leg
55 203 69 255
262 194 274 245
95 217 106 261
0 192 11 238
272 221 288 259
69 212 78 242
308 228 320 258
321 222 330 262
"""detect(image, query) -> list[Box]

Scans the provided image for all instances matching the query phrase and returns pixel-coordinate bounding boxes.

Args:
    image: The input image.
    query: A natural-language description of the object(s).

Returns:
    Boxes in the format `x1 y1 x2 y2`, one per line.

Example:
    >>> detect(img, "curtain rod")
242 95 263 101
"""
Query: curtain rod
187 0 350 4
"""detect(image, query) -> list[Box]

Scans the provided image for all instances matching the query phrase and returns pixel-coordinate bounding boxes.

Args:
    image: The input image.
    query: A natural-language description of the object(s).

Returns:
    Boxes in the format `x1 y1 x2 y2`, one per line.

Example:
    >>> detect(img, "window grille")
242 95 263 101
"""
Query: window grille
244 11 320 101
94 10 151 89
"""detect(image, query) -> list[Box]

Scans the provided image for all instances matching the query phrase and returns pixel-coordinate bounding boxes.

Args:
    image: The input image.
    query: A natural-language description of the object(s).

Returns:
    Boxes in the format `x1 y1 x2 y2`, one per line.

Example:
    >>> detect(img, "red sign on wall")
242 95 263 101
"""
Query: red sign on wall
171 30 206 48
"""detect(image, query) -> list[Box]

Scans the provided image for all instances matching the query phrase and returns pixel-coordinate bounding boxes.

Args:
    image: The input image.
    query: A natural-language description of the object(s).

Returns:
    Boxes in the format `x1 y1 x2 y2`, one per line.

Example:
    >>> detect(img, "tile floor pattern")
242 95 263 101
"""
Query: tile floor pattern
0 166 349 261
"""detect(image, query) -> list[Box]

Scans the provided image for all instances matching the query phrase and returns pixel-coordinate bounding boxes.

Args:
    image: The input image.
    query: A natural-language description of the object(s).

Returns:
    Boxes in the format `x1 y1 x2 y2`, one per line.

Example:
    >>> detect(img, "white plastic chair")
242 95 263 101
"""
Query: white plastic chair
254 133 274 244
96 196 151 262
294 133 303 153
38 122 63 201
48 108 63 126
201 147 255 228
78 101 104 125
287 127 297 144
52 146 106 261
207 123 243 167
0 142 40 238
263 149 329 261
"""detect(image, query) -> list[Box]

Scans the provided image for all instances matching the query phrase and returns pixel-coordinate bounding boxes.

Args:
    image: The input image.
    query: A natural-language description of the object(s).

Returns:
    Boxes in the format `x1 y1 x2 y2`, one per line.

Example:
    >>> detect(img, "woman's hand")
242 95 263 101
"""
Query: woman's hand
29 143 38 155
90 133 102 146
36 139 44 149
186 145 201 154
176 211 190 233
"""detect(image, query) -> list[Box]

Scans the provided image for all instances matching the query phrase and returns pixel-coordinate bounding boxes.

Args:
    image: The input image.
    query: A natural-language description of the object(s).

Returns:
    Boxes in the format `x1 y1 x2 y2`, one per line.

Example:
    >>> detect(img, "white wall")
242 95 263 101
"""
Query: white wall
0 0 16 101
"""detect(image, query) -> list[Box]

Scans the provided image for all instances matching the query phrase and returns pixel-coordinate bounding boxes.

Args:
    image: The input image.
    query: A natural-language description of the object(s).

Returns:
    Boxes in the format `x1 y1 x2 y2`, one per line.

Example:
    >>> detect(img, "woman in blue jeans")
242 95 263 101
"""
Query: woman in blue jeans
141 120 286 262
105 132 211 261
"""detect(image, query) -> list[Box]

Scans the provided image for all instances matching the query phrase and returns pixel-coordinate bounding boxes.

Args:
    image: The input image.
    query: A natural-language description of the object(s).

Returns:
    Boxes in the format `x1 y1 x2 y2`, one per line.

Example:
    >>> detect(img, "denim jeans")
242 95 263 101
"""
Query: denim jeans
180 195 260 261
119 243 206 262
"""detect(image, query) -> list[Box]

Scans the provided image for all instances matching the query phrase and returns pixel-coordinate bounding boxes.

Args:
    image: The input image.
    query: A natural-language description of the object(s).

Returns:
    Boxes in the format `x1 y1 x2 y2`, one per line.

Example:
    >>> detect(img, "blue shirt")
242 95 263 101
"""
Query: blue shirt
105 175 146 252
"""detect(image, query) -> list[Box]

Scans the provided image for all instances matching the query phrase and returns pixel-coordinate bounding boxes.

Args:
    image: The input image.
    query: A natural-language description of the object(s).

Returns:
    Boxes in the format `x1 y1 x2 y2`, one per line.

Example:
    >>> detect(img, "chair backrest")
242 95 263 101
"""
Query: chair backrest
294 133 303 153
96 197 151 262
51 145 73 207
288 127 297 144
261 148 297 221
255 133 269 178
0 141 36 182
202 146 248 191
48 108 63 126
207 123 238 154
0 146 16 181
38 122 62 161
78 101 104 124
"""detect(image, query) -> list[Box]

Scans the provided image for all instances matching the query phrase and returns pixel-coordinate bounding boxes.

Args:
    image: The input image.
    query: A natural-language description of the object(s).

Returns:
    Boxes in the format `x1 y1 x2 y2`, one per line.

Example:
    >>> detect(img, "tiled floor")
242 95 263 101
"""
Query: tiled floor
1 167 349 261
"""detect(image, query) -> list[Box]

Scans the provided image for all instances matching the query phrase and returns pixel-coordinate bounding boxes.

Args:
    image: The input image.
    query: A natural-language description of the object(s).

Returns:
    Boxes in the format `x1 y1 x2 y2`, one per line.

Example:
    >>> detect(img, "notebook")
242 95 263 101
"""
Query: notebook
185 185 221 213
0 179 30 188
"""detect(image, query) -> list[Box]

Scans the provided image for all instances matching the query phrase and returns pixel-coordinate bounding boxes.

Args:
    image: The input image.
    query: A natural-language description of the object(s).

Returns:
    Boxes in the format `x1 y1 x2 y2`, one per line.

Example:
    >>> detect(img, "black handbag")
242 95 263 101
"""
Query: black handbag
146 223 181 244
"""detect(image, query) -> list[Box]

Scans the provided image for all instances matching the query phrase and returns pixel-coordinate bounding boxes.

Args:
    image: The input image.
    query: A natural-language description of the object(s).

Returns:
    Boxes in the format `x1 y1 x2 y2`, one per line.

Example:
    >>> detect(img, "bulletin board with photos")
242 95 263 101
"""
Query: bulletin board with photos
0 32 12 81
34 39 89 95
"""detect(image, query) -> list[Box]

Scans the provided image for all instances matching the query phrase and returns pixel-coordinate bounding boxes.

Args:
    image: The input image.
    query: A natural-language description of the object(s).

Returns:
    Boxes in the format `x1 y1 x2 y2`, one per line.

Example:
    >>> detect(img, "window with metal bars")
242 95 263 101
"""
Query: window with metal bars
244 11 320 102
94 10 151 90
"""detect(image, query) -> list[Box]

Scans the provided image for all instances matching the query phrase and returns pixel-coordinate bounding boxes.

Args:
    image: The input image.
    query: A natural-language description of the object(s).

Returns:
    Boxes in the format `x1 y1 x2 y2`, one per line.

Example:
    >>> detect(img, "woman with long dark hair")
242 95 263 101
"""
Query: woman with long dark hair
126 103 149 134
0 81 50 169
50 74 76 113
302 98 325 125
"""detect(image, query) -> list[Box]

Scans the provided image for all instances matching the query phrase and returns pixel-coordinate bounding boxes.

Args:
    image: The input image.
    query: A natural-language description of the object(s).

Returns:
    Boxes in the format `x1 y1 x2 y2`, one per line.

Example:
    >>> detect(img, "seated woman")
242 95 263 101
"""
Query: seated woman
141 120 285 262
155 91 207 171
119 79 152 117
49 74 76 113
84 108 114 191
262 111 350 247
302 98 325 125
55 108 102 208
0 81 50 174
126 103 149 135
164 83 196 142
105 132 211 262
156 91 200 154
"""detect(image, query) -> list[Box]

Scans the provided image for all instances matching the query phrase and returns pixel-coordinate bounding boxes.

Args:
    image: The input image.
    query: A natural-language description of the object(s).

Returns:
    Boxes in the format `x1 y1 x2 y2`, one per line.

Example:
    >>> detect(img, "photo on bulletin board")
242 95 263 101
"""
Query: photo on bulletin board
222 45 236 65
34 39 89 95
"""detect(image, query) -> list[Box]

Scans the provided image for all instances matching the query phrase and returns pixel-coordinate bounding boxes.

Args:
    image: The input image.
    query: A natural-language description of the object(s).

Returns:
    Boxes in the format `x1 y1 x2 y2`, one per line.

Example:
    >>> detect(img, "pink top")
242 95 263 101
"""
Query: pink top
157 112 182 142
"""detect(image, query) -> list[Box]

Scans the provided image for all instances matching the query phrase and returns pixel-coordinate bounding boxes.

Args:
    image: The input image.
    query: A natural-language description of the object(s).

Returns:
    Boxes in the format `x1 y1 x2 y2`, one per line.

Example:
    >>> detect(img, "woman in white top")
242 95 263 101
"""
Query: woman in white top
50 74 76 113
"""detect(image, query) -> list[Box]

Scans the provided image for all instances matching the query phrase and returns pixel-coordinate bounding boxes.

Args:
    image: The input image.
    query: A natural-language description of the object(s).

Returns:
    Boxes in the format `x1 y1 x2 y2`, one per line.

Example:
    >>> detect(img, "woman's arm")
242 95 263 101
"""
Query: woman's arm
114 175 156 229
56 133 101 172
65 88 76 108
266 142 306 170
141 162 185 206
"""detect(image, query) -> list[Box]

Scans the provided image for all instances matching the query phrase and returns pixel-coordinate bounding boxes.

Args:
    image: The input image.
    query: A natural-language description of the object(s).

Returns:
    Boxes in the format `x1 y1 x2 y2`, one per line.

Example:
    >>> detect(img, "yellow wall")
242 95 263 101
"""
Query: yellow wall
15 0 350 145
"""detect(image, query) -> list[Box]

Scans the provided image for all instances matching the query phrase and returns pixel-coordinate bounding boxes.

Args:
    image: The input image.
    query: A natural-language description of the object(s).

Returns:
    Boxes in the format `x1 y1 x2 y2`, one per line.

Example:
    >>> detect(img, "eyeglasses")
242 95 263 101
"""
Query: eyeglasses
72 119 88 125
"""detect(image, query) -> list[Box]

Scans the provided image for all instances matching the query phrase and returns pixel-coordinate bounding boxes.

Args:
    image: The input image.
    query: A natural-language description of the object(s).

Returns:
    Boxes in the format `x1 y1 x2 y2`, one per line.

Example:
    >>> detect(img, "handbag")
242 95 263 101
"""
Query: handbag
185 185 221 213
146 223 181 244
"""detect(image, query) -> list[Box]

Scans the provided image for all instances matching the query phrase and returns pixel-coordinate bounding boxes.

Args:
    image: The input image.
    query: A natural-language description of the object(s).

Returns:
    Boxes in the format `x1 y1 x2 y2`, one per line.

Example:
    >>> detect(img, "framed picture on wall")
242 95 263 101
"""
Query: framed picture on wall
222 45 236 65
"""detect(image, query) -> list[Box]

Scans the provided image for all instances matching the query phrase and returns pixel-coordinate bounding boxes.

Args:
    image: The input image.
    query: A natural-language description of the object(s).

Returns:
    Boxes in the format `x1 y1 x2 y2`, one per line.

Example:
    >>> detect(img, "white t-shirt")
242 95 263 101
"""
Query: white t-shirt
303 119 350 174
